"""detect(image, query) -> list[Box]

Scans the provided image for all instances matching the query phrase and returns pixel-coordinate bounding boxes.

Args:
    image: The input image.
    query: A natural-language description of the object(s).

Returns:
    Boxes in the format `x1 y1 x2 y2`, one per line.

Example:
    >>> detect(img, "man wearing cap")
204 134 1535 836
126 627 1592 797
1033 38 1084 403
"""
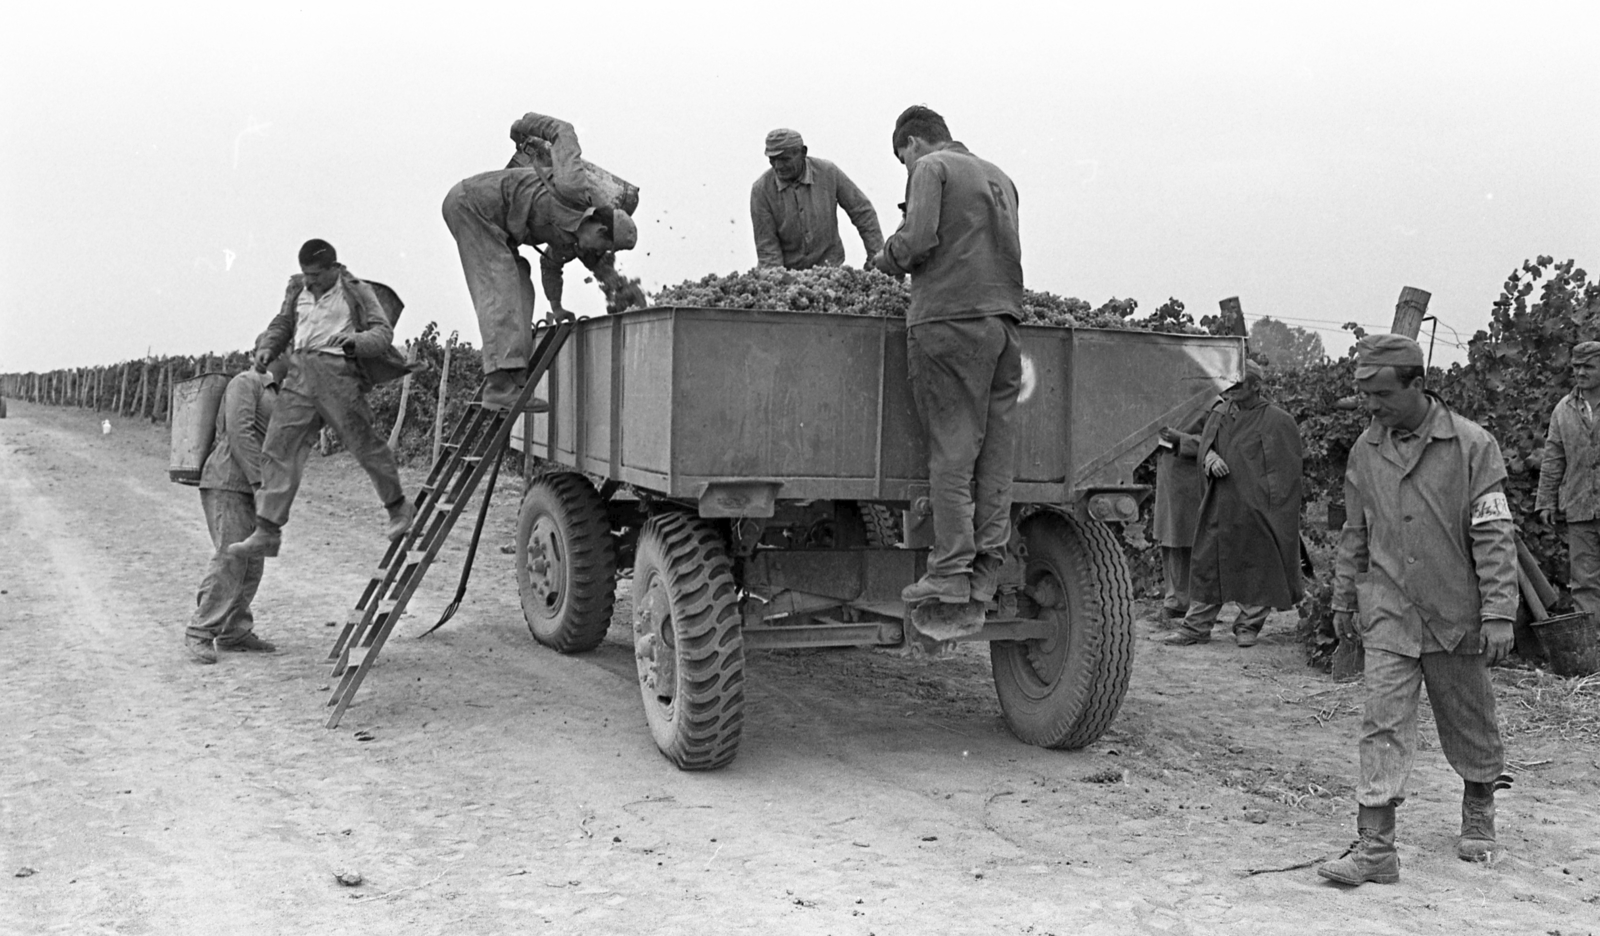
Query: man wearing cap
1318 334 1517 886
1535 341 1600 623
185 358 289 663
1167 359 1303 646
751 128 884 271
442 112 640 410
231 239 414 560
870 105 1023 612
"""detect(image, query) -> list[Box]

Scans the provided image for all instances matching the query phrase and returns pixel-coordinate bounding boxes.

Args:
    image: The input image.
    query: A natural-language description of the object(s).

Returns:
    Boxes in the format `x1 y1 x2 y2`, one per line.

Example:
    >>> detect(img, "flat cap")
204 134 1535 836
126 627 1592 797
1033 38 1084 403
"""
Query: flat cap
1573 341 1600 362
1354 333 1425 379
609 209 638 251
764 128 804 157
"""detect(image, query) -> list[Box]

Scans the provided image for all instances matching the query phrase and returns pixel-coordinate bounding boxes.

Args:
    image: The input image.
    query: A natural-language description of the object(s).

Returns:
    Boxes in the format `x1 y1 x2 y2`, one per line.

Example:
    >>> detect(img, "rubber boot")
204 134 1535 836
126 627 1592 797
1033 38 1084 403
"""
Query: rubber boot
1457 781 1498 862
1318 804 1400 885
228 520 282 559
385 497 414 542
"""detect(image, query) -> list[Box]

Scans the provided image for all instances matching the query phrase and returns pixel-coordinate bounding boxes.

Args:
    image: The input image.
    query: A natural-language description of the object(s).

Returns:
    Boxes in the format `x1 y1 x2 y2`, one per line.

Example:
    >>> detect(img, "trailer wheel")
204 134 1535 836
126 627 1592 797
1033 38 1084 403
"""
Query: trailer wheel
631 513 745 770
990 511 1133 749
859 503 902 547
516 472 617 653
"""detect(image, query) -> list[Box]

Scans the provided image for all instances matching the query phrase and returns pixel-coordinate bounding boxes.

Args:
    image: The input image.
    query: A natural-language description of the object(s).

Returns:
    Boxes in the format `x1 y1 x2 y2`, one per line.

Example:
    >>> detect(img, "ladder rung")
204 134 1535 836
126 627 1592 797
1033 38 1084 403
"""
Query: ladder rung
347 607 370 625
345 646 371 669
381 551 420 573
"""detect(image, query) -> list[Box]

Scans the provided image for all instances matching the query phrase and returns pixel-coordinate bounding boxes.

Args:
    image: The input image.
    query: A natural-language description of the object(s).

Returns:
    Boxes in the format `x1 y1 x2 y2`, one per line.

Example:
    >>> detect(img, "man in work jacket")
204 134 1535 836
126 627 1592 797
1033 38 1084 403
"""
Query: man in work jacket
230 239 413 560
1536 339 1600 622
871 105 1023 617
1319 334 1517 887
1167 359 1303 646
442 112 640 411
751 127 883 270
185 359 287 663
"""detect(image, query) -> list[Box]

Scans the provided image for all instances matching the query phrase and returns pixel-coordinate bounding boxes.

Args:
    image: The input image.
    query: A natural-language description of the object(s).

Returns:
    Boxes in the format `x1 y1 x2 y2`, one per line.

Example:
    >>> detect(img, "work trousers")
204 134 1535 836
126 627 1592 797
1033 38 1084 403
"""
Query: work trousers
1178 601 1269 637
189 489 263 639
906 316 1023 578
1567 520 1600 622
1162 545 1192 615
1357 647 1505 807
256 352 405 528
442 182 539 374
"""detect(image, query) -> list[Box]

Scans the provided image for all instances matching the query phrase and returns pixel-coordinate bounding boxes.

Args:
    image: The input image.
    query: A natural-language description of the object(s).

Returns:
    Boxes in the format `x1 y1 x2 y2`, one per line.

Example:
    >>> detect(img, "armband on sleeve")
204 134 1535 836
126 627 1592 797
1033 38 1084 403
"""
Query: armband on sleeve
1471 492 1512 526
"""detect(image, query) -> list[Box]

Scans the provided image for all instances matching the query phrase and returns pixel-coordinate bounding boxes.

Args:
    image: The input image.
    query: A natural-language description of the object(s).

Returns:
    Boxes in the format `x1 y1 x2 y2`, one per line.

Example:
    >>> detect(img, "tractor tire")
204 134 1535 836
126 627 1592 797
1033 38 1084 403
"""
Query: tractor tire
630 513 745 770
859 502 902 547
516 472 617 653
990 511 1134 749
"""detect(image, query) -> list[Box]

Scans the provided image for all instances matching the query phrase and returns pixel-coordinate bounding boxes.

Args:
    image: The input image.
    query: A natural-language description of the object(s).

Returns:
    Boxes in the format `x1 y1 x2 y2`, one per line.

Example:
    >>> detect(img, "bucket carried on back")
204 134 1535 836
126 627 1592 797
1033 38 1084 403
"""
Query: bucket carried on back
509 137 640 216
169 373 230 485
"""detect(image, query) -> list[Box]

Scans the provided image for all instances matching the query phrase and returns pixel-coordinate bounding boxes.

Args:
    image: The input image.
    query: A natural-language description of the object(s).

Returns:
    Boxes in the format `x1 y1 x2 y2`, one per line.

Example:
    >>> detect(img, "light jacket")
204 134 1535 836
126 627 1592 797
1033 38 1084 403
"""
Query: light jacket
1536 392 1600 521
1334 401 1519 655
254 265 410 389
199 370 277 494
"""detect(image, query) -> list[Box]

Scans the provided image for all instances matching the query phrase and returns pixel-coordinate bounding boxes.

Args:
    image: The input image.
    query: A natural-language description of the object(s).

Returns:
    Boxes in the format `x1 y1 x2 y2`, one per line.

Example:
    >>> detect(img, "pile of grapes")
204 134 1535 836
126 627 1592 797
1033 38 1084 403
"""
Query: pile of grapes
649 266 1201 334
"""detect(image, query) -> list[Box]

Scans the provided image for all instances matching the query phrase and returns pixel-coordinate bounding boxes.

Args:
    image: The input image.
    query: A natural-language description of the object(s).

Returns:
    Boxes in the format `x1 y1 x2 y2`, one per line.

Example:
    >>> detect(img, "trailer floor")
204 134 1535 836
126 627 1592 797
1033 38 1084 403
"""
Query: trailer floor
3 401 1597 935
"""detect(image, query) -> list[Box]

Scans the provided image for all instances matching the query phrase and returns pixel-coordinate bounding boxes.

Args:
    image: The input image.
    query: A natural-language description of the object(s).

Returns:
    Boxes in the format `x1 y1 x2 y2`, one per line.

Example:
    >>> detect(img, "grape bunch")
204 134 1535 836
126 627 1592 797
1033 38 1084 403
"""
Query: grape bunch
649 266 1203 334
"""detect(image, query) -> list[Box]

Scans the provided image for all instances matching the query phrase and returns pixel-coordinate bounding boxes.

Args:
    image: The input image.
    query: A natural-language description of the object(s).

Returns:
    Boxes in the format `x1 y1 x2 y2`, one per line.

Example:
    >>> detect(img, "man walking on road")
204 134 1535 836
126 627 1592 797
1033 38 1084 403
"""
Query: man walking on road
1535 340 1600 622
1166 359 1303 647
185 360 288 663
751 128 884 271
1319 334 1517 886
443 112 640 411
870 105 1023 613
230 239 413 559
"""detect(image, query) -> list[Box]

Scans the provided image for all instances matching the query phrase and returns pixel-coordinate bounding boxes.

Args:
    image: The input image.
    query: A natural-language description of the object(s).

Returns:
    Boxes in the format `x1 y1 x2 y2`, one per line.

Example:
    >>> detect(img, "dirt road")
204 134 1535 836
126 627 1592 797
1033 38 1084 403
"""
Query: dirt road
2 401 1596 935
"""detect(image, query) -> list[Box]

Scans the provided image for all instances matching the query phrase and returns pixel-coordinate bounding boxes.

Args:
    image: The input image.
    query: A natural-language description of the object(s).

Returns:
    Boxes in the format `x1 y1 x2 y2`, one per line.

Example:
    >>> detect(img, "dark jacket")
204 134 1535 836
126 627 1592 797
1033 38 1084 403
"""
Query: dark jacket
254 266 410 389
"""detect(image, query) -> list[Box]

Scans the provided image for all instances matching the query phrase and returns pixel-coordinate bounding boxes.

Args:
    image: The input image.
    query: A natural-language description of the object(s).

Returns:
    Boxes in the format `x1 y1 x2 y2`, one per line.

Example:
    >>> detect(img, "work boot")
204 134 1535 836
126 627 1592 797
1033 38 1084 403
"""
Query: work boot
901 573 971 605
228 521 281 559
970 553 1004 605
1457 781 1499 862
481 369 550 413
1318 804 1400 885
1163 629 1210 646
216 632 277 653
1234 627 1261 647
184 630 218 665
385 497 414 542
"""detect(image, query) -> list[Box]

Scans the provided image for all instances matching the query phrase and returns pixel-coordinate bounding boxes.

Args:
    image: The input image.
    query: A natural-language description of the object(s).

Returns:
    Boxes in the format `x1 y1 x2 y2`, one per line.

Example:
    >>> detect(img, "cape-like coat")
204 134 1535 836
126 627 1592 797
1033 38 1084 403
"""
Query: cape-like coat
1189 397 1304 608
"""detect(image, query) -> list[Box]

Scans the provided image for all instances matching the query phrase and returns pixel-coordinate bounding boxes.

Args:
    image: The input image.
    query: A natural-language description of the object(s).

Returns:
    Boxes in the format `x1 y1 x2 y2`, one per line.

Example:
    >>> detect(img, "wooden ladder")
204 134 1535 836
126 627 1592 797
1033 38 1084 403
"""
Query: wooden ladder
324 319 572 728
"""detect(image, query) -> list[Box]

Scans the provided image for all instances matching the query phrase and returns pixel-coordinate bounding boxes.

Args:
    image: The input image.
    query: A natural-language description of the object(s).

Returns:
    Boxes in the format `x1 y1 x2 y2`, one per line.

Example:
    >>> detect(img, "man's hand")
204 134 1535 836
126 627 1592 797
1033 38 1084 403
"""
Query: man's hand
1539 508 1556 526
1159 426 1180 444
252 348 273 373
1482 618 1515 666
1204 450 1230 477
1333 610 1360 644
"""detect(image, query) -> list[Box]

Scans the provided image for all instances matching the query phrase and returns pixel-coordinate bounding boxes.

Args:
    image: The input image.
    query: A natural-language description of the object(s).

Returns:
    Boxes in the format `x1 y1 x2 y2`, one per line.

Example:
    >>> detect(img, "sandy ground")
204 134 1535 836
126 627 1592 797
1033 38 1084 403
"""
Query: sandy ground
2 400 1598 936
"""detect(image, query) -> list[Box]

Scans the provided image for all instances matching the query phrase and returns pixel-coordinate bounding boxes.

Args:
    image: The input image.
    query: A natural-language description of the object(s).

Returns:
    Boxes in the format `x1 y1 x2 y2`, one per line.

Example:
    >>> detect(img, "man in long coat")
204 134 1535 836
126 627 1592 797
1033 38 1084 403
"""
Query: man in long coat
1153 411 1209 620
1167 359 1303 646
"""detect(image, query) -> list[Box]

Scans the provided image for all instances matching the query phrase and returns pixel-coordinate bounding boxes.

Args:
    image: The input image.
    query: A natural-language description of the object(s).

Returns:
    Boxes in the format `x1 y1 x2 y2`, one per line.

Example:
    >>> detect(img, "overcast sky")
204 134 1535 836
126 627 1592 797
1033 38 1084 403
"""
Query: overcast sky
2 1 1596 374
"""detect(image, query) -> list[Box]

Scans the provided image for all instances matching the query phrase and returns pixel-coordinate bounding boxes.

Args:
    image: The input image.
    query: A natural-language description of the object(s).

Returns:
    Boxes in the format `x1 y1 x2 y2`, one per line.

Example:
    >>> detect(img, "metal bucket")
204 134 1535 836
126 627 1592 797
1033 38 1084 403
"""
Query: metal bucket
1532 611 1600 678
168 373 230 485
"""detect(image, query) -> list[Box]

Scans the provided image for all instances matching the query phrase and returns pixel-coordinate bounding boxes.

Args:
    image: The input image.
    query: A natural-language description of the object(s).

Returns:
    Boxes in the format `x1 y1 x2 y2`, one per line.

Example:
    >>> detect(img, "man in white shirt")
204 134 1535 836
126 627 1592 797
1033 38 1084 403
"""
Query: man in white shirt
231 239 413 559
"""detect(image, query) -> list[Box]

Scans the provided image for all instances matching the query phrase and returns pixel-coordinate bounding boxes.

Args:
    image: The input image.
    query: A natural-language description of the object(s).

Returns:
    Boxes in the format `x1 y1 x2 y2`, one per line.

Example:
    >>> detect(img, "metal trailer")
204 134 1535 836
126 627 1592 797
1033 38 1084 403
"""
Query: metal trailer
512 306 1244 770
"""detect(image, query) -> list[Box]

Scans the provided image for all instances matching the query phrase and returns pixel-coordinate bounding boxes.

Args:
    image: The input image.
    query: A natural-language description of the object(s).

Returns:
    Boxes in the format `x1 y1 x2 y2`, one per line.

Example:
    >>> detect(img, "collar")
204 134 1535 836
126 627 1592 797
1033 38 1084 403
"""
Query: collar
1365 398 1456 445
775 159 815 191
1563 390 1600 411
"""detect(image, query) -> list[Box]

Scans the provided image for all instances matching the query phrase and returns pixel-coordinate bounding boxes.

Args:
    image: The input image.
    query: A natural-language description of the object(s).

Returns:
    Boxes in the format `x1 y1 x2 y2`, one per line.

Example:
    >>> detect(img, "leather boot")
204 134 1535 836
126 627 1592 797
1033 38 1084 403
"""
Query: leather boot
481 369 549 413
901 573 970 605
385 497 414 542
1457 780 1499 862
1318 804 1400 885
969 552 1003 605
228 521 282 559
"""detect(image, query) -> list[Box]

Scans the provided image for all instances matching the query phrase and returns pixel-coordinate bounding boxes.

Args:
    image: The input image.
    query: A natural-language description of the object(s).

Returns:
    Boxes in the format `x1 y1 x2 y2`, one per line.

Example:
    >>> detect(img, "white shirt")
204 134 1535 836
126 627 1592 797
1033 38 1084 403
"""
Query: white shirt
294 281 352 353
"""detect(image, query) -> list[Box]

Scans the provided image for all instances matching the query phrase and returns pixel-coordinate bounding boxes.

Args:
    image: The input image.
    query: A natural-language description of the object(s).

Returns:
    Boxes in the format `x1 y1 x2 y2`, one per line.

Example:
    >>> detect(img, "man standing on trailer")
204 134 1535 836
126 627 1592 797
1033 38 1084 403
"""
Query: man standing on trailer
869 105 1024 609
1535 340 1600 623
230 239 414 559
442 112 640 411
184 359 288 663
1166 359 1303 646
1318 334 1516 885
751 128 884 271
